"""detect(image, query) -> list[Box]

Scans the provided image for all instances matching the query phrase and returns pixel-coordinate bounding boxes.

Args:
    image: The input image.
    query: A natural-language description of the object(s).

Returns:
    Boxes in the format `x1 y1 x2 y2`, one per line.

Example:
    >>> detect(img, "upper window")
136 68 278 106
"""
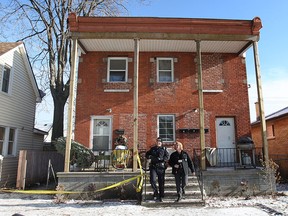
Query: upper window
1 65 11 93
107 57 128 82
0 126 17 156
157 115 175 142
267 124 275 139
157 58 174 83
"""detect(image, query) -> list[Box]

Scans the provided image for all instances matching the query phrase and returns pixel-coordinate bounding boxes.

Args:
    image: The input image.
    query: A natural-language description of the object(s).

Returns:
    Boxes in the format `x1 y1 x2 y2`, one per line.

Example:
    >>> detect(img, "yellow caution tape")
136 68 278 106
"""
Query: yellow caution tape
0 174 145 195
136 153 144 192
0 152 147 195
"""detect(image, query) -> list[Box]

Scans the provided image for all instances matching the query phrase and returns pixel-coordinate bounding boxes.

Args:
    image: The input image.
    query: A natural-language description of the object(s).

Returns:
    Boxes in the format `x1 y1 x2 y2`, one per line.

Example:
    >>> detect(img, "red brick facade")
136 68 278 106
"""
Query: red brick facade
251 114 288 180
74 51 251 153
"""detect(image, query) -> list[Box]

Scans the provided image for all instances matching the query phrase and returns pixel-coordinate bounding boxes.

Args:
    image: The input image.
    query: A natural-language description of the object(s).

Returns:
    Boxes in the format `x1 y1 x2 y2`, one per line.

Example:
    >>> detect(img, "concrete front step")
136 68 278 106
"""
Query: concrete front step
141 171 204 206
141 197 205 207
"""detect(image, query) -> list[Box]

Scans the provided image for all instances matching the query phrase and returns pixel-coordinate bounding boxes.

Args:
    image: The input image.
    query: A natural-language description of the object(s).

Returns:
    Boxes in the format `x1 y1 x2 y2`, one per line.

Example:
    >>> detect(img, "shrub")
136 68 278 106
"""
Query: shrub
55 137 94 169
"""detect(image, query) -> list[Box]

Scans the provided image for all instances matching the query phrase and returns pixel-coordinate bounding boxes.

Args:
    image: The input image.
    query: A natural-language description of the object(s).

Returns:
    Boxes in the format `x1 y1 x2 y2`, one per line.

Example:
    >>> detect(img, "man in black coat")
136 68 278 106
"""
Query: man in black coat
145 137 169 202
169 141 194 202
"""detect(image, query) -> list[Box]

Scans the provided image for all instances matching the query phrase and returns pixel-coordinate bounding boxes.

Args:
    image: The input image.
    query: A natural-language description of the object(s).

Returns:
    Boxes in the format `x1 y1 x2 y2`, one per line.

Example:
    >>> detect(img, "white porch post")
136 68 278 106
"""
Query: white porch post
64 38 78 172
133 38 140 172
253 41 269 162
196 40 206 170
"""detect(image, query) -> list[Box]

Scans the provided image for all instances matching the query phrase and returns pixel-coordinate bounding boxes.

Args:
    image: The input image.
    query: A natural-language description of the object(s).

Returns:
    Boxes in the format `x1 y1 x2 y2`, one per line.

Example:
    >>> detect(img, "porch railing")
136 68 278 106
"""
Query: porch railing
193 147 264 168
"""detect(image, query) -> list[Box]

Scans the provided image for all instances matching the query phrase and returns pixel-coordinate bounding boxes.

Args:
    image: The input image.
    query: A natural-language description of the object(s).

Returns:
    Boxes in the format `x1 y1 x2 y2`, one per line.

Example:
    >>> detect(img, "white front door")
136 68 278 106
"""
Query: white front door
91 116 112 152
216 117 236 165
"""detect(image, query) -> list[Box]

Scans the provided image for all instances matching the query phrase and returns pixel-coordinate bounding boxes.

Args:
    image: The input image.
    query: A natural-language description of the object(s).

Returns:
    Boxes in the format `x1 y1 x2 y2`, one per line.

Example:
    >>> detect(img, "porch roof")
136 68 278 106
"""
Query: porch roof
68 13 262 55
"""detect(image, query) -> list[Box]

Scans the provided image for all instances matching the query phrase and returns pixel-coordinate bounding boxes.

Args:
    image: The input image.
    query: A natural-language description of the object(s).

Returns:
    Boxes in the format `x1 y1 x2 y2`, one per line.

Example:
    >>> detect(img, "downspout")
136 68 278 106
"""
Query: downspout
196 40 206 170
253 41 269 162
64 38 78 172
133 38 140 172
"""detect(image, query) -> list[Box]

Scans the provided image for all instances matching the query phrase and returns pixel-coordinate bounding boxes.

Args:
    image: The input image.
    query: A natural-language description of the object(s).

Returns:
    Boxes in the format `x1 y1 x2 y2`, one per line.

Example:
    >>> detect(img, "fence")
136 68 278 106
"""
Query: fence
270 154 288 182
16 150 64 189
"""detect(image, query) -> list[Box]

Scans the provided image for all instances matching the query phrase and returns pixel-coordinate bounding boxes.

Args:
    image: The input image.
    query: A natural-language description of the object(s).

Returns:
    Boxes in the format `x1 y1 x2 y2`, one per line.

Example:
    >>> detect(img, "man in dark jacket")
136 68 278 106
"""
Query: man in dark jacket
145 137 169 202
169 141 194 202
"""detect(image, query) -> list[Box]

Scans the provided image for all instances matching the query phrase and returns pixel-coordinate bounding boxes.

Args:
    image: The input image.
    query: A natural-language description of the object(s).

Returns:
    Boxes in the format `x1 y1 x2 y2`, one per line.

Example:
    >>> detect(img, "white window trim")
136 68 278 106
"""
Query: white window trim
90 115 113 151
0 64 13 95
157 114 175 142
107 57 128 83
0 126 17 157
157 57 174 83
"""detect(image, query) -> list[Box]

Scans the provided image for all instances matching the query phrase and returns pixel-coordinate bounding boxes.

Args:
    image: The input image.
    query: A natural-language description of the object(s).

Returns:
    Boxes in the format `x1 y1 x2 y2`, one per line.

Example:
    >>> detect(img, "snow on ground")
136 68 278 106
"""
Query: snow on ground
0 184 287 216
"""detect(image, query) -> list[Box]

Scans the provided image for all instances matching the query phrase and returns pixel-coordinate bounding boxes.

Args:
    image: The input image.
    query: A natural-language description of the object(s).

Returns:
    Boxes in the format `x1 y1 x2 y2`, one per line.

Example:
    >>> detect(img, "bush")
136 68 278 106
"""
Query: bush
55 137 95 169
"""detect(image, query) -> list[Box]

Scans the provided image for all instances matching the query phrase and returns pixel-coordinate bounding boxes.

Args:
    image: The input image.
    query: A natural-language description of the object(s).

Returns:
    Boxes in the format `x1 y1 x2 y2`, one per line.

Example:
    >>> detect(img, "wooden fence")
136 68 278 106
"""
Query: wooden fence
16 150 64 189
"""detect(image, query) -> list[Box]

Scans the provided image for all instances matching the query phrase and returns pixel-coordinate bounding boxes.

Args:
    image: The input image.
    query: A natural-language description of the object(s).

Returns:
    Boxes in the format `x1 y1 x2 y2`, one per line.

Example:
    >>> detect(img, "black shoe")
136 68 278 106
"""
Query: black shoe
182 188 185 195
175 194 182 202
158 197 163 202
175 197 181 202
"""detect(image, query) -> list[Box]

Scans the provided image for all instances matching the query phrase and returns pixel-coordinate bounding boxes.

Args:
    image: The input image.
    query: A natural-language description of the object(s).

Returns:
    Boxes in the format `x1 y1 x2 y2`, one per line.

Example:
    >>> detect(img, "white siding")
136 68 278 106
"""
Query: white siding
0 44 43 186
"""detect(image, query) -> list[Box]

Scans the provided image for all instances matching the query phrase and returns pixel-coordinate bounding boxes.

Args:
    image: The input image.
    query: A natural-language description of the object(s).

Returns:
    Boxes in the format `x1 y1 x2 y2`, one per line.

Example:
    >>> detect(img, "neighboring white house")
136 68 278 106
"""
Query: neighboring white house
0 42 44 186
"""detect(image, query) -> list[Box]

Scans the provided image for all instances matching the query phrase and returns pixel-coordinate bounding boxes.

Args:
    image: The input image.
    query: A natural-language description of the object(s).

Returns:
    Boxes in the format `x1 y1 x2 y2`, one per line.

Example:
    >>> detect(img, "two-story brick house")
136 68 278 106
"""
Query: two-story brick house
66 14 264 170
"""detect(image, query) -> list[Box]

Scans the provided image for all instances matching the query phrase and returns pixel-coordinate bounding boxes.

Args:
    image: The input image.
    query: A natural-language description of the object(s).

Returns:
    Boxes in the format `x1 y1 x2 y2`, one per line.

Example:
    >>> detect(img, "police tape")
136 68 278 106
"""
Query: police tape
0 153 146 195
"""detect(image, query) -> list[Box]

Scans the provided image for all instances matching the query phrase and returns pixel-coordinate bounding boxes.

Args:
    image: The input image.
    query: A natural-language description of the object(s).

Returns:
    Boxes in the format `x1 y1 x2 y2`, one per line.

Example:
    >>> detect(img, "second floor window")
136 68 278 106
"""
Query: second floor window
107 57 128 82
1 65 11 93
157 58 174 83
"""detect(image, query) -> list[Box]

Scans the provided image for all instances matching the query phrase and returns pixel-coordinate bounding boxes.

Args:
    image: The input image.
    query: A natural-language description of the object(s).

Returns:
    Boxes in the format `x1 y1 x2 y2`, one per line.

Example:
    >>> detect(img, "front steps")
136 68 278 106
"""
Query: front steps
141 168 205 207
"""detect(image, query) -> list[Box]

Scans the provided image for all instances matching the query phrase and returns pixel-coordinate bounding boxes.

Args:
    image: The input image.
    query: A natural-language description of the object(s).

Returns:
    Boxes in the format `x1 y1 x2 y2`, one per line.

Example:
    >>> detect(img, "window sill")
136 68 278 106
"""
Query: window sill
203 90 223 93
104 89 129 93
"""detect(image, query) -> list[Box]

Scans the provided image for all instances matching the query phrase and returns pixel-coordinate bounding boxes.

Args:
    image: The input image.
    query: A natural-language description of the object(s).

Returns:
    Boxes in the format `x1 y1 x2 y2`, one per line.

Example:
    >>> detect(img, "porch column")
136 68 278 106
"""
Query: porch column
195 40 206 170
253 41 269 162
133 38 140 172
64 38 78 172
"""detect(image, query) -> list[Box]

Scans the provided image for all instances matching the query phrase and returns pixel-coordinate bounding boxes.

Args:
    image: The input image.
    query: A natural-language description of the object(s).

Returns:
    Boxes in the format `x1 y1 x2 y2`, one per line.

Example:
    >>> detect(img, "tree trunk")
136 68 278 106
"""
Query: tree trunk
51 92 68 142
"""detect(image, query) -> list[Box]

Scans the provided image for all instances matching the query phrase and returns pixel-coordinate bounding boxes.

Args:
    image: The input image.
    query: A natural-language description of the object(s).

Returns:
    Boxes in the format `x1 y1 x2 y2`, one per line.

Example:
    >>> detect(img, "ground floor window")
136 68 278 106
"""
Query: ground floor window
0 126 17 156
157 114 175 142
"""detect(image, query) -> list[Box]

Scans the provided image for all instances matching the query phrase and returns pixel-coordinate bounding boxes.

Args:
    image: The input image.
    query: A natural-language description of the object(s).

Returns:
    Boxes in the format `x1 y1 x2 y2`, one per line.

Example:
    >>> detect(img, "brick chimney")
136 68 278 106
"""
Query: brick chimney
255 101 260 121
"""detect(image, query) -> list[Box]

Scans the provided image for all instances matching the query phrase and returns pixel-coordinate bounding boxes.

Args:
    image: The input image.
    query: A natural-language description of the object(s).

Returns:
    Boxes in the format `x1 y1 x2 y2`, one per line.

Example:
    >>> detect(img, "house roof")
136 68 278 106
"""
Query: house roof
67 14 262 55
0 42 42 102
0 42 22 56
252 106 288 125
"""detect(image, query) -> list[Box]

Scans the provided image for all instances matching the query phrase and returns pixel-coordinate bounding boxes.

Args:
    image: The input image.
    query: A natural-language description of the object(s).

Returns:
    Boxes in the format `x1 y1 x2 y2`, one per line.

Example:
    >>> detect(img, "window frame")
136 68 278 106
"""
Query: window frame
1 64 12 94
0 126 17 157
157 114 175 142
157 57 174 83
107 57 128 83
90 116 113 153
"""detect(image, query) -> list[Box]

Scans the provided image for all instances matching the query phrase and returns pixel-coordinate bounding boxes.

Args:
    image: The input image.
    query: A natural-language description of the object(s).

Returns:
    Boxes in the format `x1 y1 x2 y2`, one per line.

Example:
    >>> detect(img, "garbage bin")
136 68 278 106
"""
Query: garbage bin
236 137 256 168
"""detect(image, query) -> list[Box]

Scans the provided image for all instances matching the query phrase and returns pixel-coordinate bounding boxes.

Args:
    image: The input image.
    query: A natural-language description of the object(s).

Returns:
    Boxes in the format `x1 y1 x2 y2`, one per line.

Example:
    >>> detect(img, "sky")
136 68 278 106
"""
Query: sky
32 0 288 125
124 0 288 123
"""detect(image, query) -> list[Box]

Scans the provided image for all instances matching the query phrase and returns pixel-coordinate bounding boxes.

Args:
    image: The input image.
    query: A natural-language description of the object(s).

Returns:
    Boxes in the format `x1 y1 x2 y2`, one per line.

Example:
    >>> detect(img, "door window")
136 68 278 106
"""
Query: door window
92 118 111 151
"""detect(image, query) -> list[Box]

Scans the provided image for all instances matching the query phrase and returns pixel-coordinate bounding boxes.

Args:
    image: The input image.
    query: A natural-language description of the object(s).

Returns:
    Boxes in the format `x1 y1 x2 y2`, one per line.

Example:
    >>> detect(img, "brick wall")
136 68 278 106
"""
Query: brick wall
74 51 251 154
251 116 288 180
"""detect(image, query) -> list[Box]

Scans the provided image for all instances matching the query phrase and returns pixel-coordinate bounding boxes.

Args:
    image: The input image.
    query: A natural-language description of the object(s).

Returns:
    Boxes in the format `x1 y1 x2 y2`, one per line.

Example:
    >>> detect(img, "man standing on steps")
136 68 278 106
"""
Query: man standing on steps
145 137 169 202
169 141 194 202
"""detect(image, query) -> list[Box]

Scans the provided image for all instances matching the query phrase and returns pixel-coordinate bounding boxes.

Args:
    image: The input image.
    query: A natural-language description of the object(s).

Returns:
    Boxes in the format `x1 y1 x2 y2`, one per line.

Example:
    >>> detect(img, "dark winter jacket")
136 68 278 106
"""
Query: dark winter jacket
168 150 194 175
146 145 169 170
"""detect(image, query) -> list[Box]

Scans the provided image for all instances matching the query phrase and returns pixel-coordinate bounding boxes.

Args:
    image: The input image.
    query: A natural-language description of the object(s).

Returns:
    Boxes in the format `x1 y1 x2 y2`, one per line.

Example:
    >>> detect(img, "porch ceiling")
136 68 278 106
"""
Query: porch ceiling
78 38 251 54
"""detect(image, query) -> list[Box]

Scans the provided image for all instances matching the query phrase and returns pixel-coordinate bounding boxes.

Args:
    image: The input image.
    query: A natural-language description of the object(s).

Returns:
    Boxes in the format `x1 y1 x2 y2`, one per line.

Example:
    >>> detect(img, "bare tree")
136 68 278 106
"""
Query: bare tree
0 0 147 141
